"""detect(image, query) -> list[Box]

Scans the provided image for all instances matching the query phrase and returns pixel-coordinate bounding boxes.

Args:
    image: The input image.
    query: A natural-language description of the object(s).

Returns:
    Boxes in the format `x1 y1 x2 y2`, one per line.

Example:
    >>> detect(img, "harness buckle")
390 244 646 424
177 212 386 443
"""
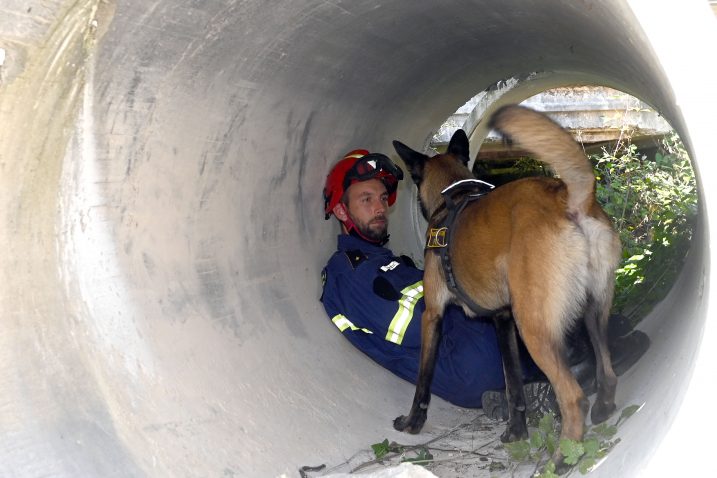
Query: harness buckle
426 227 448 248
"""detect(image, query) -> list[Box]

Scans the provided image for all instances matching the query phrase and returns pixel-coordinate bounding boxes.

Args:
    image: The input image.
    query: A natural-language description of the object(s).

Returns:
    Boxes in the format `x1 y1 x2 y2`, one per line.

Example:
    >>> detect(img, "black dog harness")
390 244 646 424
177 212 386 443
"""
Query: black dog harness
425 179 497 317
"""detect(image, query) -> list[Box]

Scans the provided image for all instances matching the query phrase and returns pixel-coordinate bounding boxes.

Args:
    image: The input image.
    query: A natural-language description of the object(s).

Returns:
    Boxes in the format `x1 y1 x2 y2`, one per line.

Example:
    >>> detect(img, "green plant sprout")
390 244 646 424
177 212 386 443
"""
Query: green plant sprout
369 438 434 468
503 404 643 476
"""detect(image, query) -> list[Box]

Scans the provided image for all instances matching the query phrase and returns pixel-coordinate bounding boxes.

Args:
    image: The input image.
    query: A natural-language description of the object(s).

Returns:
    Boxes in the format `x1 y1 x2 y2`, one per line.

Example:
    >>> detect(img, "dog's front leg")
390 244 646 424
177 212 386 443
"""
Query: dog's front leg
492 309 529 442
393 306 443 434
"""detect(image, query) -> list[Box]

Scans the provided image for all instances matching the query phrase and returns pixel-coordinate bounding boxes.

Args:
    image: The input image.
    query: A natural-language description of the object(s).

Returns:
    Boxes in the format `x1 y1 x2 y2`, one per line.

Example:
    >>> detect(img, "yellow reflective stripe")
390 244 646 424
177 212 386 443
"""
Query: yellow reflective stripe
385 280 423 344
331 314 373 334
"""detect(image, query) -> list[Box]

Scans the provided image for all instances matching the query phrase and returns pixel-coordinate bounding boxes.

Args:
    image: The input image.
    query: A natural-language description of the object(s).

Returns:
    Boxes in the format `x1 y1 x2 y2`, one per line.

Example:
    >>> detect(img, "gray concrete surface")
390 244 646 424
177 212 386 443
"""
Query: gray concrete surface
432 86 673 146
0 1 715 477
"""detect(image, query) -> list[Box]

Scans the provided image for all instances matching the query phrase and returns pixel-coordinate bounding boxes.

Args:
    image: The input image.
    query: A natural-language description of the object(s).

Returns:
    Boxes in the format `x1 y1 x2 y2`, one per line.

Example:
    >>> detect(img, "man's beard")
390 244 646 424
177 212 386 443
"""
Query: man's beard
352 214 389 243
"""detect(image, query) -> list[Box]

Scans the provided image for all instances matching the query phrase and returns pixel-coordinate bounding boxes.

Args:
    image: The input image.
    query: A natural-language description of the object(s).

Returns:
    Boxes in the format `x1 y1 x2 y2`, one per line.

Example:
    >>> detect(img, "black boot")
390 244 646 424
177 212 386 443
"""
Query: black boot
568 317 651 394
482 317 650 421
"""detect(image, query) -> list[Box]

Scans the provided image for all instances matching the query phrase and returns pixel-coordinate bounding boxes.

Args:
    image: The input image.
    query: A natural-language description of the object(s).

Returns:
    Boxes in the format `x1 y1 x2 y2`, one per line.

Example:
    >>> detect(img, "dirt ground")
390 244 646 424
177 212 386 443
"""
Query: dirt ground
310 410 552 478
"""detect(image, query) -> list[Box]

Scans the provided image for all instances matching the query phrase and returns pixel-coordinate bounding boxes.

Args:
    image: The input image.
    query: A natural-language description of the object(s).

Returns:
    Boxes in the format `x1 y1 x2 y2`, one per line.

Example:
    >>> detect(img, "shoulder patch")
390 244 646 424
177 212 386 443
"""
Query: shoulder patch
344 249 367 269
380 260 400 272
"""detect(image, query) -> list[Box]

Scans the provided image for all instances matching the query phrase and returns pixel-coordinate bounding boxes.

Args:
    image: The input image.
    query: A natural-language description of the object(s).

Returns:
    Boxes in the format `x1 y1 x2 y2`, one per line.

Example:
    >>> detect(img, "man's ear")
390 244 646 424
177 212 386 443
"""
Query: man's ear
392 140 427 186
332 202 349 222
447 129 470 166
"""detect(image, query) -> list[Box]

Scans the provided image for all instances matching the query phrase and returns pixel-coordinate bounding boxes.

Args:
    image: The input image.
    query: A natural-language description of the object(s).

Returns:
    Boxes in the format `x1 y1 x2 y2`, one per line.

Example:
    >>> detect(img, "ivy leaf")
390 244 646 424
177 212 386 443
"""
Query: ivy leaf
579 457 597 474
371 439 390 459
582 437 600 458
545 432 558 455
530 430 545 449
539 412 556 435
560 439 585 465
593 423 618 438
401 448 433 466
388 441 404 453
537 460 559 478
504 440 531 461
615 404 641 426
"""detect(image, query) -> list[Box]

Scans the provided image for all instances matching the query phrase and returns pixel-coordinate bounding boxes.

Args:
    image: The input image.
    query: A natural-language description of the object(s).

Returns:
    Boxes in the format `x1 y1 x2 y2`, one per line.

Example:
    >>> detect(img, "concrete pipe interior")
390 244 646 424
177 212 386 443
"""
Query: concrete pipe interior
1 0 716 476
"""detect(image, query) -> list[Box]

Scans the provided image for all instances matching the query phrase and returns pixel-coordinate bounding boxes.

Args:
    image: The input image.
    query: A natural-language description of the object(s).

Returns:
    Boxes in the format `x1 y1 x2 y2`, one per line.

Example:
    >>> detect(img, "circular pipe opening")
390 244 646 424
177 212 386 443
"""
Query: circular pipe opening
428 84 696 331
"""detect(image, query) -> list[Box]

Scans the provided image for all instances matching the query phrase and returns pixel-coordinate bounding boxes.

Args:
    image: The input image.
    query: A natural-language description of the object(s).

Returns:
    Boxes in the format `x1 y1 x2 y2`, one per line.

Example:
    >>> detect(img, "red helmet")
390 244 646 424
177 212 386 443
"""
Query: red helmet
324 149 404 219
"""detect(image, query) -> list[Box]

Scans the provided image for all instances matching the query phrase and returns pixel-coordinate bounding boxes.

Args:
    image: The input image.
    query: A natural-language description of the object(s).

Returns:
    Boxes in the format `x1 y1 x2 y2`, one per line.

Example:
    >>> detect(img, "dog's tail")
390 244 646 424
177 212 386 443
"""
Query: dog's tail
489 105 595 217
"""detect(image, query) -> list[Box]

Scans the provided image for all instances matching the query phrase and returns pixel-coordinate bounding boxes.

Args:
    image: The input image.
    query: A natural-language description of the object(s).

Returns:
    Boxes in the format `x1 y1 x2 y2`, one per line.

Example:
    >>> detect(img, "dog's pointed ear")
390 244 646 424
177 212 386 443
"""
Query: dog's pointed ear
447 129 470 166
392 140 426 186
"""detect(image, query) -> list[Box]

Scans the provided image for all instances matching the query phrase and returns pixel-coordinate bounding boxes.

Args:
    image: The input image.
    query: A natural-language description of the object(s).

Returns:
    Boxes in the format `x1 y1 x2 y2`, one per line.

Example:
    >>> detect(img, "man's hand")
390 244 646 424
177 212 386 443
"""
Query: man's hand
399 255 416 268
373 276 402 301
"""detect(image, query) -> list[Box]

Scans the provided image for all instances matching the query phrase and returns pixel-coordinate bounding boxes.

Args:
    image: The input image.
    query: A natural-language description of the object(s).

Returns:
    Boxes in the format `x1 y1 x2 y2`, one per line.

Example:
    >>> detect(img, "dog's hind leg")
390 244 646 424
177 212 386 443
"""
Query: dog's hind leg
516 310 589 470
578 215 620 423
492 308 529 442
583 294 617 423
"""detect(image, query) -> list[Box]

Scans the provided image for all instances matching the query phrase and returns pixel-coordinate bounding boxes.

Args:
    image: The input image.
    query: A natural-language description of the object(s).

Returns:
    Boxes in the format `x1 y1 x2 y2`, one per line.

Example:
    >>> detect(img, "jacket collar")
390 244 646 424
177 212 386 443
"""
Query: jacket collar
337 234 392 255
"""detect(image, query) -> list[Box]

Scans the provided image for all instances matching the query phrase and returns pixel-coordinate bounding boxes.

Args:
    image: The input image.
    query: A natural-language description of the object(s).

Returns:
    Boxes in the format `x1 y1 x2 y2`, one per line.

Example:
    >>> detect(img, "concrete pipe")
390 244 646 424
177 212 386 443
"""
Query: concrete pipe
0 0 715 476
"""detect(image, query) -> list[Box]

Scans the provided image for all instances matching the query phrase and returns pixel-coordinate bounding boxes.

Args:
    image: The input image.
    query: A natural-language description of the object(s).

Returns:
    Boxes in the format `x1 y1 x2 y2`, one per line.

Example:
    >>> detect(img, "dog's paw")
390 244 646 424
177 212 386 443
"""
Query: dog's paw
393 415 412 432
499 421 529 443
590 399 616 424
393 415 423 434
499 411 528 443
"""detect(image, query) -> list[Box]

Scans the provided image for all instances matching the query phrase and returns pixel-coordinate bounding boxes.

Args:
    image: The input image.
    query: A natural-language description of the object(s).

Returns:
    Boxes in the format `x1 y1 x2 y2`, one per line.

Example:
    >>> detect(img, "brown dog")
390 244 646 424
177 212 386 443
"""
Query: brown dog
392 105 621 468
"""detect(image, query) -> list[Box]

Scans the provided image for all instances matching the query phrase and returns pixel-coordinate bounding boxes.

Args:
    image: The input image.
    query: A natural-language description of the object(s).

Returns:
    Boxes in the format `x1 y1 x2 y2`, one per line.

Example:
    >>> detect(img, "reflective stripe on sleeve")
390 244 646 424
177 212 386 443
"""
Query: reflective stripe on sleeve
385 280 423 344
331 314 373 334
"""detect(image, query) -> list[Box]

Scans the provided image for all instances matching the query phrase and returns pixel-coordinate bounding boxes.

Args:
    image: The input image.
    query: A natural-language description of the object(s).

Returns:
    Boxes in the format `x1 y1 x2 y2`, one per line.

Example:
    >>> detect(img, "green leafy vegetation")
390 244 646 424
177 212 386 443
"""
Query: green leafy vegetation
401 448 434 466
350 404 643 476
369 438 434 467
371 439 391 460
503 404 641 476
592 133 697 322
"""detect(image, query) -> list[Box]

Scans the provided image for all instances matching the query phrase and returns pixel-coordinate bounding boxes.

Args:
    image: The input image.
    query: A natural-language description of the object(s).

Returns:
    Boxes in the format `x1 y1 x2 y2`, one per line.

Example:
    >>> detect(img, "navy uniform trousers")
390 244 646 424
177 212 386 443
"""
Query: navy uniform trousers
321 234 539 408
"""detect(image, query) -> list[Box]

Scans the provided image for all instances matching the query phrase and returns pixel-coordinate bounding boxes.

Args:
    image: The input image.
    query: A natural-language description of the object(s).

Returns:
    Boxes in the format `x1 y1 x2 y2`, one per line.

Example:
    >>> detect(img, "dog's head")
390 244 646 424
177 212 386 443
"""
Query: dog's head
393 129 473 220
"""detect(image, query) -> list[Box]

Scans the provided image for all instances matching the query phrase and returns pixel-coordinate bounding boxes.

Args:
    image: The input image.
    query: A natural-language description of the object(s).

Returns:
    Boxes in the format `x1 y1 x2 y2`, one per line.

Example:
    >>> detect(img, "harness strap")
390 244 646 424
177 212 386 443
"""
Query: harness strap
426 179 496 317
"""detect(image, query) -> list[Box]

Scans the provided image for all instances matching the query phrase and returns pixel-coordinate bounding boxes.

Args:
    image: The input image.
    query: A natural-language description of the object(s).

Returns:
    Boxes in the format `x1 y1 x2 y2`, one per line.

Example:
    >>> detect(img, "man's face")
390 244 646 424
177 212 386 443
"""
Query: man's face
345 178 389 242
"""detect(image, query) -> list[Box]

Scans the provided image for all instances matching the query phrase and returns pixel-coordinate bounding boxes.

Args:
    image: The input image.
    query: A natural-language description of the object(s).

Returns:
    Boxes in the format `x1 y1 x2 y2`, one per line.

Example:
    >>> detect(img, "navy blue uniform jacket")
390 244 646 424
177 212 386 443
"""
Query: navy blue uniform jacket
320 234 508 408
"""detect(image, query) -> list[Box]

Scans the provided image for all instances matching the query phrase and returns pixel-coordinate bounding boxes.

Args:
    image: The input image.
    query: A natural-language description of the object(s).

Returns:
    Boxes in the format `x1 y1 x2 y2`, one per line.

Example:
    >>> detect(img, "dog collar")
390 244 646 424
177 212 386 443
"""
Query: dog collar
441 178 495 196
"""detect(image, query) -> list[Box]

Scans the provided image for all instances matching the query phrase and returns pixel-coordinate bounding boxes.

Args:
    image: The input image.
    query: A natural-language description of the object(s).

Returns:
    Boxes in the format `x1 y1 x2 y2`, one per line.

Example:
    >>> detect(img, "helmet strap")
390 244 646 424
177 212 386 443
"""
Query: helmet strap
335 203 389 247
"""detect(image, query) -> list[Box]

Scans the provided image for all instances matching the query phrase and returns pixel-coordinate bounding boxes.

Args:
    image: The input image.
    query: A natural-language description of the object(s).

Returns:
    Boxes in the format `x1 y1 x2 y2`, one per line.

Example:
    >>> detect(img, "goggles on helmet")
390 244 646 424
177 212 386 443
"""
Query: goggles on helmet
342 153 404 191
